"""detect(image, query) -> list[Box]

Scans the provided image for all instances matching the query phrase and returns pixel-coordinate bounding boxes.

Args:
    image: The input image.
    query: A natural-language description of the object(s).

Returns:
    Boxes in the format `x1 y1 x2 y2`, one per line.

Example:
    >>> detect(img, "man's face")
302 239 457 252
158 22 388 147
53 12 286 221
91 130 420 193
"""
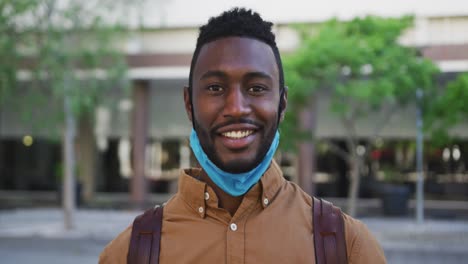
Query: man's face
185 37 287 173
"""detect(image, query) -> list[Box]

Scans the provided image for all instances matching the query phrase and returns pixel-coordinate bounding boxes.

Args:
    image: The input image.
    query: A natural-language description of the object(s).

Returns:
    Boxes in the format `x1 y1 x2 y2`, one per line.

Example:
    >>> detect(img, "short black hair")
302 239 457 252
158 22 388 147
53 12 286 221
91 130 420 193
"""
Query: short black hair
188 7 285 92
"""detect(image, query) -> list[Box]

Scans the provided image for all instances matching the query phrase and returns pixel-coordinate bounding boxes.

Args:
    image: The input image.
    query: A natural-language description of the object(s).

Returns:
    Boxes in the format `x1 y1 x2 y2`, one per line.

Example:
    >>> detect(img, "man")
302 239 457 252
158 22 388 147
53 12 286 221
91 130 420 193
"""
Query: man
100 8 386 263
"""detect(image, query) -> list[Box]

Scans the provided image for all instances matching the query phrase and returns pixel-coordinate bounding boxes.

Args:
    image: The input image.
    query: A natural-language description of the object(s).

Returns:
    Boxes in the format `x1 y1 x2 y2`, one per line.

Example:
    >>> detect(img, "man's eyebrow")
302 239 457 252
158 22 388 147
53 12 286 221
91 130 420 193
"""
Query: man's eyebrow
199 70 273 81
244 71 273 81
200 70 227 80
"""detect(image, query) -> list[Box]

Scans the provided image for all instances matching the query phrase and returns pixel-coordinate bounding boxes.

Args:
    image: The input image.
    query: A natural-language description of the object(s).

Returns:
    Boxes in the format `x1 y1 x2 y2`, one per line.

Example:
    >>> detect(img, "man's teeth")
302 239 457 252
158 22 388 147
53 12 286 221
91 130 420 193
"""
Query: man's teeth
222 130 254 139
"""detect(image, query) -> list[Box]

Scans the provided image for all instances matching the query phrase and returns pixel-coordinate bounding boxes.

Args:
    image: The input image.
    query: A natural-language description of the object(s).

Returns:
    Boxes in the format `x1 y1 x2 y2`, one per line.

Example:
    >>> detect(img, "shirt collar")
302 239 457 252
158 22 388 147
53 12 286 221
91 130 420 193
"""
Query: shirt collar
177 168 210 218
177 160 286 216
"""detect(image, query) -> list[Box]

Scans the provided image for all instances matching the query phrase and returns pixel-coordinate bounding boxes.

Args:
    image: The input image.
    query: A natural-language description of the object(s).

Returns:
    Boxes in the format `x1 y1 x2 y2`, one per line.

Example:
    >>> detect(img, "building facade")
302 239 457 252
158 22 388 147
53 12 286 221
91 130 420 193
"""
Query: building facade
1 1 467 201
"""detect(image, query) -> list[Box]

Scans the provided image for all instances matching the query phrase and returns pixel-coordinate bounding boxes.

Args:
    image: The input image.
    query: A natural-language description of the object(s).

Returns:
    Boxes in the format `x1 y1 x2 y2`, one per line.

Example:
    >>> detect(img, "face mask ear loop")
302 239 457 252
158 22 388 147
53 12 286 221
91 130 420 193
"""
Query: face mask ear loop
189 86 196 130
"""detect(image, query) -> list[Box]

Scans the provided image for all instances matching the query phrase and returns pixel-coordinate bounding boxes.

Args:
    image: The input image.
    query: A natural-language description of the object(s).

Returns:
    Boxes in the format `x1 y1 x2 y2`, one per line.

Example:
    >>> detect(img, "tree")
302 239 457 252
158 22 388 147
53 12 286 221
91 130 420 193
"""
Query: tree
426 73 468 144
282 16 439 216
0 0 132 228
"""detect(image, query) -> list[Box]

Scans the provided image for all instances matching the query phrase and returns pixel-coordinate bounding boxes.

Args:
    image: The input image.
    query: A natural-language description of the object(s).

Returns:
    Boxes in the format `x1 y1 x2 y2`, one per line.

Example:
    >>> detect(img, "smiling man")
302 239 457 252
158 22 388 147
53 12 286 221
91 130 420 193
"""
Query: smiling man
99 8 386 264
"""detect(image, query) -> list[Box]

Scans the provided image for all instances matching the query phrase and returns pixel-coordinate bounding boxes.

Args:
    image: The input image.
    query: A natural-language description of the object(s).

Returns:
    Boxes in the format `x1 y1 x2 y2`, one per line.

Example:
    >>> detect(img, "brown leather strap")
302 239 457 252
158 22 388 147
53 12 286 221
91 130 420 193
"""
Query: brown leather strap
128 206 163 264
313 197 348 264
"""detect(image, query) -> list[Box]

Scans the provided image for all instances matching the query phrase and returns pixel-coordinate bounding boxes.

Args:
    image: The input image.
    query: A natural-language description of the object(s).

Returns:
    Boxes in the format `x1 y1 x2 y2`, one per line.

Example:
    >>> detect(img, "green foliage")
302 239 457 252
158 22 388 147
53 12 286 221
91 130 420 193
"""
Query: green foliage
0 0 130 136
0 0 39 102
425 73 468 145
281 15 439 151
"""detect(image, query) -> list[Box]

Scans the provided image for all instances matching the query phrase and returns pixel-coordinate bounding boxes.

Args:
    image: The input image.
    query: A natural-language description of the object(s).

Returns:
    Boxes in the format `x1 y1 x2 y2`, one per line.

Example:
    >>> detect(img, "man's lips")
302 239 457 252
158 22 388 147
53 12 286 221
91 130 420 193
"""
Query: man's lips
221 130 254 139
214 124 260 150
215 123 259 135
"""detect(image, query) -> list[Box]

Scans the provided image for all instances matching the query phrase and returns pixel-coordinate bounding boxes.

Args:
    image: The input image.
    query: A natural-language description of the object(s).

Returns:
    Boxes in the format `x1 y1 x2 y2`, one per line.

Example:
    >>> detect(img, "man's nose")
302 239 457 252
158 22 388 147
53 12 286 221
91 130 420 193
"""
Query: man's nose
222 87 251 118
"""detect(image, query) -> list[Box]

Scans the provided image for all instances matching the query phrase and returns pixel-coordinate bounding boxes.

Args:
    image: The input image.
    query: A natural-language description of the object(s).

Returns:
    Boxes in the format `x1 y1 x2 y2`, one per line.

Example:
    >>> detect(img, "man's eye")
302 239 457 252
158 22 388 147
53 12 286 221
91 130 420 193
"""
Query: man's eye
248 85 267 93
207 85 223 92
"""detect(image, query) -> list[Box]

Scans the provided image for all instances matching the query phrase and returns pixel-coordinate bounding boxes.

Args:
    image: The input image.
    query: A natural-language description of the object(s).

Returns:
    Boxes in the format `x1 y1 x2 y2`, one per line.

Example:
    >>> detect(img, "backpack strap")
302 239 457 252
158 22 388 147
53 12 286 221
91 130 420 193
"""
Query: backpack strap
127 205 164 264
313 197 348 264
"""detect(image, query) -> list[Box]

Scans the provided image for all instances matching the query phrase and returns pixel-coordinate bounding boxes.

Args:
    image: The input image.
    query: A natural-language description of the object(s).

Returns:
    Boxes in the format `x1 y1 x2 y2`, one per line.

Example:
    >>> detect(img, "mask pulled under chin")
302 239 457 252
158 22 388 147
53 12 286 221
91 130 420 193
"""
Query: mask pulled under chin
189 128 280 197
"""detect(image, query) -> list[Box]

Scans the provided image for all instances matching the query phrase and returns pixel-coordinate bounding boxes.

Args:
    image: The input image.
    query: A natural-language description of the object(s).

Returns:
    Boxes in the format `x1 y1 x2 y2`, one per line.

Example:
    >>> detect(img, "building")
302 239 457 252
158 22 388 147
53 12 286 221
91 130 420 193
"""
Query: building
1 0 467 202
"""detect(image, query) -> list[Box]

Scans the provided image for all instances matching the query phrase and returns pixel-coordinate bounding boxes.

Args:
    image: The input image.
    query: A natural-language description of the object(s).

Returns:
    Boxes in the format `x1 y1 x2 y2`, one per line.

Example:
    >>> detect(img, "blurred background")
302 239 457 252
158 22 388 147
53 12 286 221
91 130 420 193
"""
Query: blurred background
1 0 468 263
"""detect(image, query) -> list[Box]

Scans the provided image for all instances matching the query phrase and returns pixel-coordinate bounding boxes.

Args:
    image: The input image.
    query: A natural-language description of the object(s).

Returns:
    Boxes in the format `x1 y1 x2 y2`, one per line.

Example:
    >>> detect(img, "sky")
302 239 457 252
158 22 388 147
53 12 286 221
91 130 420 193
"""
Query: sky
132 0 468 27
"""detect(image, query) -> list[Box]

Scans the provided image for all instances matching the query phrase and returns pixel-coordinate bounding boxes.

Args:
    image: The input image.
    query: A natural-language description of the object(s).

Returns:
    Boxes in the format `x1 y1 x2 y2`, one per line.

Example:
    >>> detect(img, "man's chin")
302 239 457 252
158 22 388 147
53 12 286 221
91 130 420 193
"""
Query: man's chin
216 159 260 174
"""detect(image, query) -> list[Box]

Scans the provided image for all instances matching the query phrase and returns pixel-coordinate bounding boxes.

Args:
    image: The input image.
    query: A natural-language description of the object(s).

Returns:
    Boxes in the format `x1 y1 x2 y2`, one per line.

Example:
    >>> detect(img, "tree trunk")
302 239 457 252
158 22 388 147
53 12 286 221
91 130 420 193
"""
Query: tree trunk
63 93 76 230
297 96 317 197
77 113 96 202
347 156 361 217
343 131 361 217
131 80 150 208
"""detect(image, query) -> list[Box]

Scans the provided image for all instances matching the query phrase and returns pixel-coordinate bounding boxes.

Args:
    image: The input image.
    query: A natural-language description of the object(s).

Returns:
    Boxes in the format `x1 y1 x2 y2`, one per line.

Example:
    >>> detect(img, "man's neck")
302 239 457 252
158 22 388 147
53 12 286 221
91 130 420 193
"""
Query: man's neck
198 171 243 216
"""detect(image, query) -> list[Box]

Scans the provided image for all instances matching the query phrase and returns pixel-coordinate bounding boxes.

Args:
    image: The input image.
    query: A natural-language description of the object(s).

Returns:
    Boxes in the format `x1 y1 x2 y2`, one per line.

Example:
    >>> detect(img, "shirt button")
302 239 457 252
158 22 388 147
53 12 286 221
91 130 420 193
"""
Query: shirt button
263 198 269 206
204 192 210 200
230 223 237 231
198 207 204 213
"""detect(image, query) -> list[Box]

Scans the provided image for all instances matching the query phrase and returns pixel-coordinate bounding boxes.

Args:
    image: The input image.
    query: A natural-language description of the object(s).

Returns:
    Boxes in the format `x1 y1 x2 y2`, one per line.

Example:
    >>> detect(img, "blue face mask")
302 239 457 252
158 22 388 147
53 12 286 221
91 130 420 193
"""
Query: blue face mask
189 128 280 197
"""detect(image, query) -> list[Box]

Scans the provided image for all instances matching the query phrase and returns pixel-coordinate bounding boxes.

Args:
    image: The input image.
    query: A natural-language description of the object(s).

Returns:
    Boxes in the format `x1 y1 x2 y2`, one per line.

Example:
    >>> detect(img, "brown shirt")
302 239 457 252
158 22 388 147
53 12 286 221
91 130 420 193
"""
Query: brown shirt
99 160 386 264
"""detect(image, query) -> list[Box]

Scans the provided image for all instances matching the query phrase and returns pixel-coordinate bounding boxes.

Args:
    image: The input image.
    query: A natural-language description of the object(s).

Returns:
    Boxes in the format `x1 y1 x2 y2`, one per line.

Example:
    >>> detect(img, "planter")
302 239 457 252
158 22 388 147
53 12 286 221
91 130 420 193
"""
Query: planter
379 183 410 216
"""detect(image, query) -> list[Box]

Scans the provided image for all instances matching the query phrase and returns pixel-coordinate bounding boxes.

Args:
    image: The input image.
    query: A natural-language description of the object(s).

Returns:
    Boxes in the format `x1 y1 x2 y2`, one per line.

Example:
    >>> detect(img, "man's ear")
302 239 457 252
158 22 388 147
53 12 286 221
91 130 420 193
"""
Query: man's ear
183 86 193 123
279 86 288 122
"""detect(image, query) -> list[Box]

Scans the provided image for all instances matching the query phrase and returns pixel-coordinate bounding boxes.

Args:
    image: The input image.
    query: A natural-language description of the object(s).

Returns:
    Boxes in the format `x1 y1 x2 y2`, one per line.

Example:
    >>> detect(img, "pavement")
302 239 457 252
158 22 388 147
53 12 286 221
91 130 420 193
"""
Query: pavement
0 237 106 264
364 218 468 263
1 208 468 264
0 208 137 240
